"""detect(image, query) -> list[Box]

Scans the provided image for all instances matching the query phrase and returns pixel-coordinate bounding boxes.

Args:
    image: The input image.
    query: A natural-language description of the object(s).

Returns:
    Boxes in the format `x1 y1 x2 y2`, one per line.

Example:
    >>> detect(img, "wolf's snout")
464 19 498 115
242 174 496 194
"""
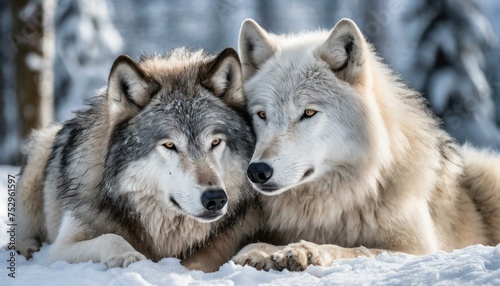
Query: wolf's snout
247 162 273 184
201 189 227 211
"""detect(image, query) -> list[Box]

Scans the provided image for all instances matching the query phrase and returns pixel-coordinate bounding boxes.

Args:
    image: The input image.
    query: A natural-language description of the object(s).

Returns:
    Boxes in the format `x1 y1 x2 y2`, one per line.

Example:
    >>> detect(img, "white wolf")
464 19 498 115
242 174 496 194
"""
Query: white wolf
232 18 500 271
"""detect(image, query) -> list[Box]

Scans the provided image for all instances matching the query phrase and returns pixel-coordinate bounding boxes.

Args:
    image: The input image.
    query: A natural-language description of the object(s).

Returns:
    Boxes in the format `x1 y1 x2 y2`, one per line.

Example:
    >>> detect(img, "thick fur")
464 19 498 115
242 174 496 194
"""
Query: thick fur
232 18 500 271
16 47 261 272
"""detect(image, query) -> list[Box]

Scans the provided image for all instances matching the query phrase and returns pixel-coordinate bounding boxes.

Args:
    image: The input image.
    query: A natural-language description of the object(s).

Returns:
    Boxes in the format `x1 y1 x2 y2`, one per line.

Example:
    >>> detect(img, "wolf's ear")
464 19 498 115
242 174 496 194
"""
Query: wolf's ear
201 48 244 109
317 18 368 85
107 55 160 120
238 19 275 80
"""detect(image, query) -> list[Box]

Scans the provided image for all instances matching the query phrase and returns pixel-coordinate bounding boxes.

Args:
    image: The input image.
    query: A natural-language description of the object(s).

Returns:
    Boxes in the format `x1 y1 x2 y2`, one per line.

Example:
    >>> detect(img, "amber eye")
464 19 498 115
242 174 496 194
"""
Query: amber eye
212 138 221 147
257 111 266 119
303 109 317 118
164 142 176 150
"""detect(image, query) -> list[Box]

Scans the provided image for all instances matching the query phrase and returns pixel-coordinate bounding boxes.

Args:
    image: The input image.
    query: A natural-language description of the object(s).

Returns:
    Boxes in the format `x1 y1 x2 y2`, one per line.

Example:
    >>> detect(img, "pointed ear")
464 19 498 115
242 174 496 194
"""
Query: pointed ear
201 48 244 109
107 55 160 121
317 18 368 85
238 18 275 80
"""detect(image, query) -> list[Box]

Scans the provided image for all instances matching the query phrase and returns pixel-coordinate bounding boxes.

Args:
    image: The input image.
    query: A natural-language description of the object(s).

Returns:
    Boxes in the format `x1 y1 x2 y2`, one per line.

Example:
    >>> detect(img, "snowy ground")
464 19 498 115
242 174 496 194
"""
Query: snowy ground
1 165 500 285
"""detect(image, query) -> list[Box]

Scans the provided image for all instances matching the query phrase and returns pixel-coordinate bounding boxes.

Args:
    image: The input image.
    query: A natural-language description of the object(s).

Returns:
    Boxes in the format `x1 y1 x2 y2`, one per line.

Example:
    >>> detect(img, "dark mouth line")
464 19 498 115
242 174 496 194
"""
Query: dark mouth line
201 212 220 219
170 196 222 221
302 168 314 180
170 197 181 209
255 169 314 192
256 185 279 192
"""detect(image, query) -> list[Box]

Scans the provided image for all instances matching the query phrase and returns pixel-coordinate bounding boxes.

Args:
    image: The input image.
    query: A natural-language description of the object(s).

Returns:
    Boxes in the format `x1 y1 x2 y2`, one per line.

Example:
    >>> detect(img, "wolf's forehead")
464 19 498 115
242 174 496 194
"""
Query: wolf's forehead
153 96 232 135
160 94 213 114
247 58 331 108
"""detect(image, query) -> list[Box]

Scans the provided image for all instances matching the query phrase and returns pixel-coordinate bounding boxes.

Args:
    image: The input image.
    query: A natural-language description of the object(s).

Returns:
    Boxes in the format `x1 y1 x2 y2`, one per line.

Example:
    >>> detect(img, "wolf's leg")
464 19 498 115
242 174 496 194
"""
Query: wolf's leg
268 240 386 271
16 198 43 258
50 234 146 268
181 230 253 272
16 125 61 257
231 242 285 270
50 214 146 268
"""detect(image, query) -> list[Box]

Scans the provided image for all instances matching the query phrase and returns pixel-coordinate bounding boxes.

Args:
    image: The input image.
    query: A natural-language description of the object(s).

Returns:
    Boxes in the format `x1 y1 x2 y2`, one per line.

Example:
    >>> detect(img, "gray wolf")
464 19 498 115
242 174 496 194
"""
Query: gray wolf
16 47 261 272
232 18 500 271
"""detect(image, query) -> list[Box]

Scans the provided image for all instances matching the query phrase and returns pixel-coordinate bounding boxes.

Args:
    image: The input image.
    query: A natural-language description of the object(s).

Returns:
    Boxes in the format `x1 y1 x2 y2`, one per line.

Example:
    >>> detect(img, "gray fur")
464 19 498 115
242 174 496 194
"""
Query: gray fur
16 48 261 272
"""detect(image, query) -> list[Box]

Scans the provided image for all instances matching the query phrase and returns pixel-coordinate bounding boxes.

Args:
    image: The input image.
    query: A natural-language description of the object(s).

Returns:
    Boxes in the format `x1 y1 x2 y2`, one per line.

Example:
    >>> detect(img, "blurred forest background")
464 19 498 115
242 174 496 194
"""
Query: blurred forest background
1 0 500 165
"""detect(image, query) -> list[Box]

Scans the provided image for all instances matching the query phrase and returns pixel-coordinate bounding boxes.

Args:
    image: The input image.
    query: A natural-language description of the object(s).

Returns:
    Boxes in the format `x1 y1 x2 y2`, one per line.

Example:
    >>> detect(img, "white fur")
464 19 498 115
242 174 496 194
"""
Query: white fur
233 18 500 272
50 212 146 267
119 134 229 223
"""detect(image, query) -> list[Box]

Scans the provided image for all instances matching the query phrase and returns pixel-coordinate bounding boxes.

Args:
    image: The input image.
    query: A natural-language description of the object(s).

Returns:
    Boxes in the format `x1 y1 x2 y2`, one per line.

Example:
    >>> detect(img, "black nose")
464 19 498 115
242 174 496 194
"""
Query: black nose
201 189 227 211
247 162 273 184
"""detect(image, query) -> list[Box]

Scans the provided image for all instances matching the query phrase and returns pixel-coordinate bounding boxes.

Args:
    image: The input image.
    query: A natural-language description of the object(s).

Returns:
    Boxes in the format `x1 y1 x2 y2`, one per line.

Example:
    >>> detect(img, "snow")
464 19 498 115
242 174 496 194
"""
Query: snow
2 242 500 285
1 165 500 285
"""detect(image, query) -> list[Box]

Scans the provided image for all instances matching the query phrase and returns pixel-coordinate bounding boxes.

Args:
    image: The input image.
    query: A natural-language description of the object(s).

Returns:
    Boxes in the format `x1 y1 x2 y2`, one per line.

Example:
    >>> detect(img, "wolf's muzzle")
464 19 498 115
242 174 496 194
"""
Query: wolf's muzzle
201 189 227 211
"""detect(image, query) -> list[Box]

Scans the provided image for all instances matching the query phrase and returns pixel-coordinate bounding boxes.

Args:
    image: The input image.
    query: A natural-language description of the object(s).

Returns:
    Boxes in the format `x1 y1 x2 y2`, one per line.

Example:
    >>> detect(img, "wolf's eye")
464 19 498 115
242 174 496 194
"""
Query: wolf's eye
301 109 317 120
163 142 176 151
257 111 266 119
212 138 221 147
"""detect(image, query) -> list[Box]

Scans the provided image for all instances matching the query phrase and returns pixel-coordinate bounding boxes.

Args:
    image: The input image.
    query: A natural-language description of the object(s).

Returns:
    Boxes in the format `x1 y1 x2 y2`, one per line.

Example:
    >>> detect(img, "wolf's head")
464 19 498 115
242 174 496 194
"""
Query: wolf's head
239 19 391 196
102 48 253 222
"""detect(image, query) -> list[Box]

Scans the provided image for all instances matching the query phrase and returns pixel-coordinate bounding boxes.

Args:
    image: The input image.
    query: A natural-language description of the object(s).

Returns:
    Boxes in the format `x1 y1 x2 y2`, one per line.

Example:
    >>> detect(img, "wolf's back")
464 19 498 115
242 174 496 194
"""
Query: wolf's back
461 144 500 244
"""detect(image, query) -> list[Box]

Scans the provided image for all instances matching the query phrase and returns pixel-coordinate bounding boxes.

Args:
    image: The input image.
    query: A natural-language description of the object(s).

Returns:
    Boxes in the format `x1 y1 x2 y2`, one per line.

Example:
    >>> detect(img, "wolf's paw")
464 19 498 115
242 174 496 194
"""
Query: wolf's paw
16 239 41 258
232 243 282 271
270 240 333 271
232 249 272 270
104 251 146 268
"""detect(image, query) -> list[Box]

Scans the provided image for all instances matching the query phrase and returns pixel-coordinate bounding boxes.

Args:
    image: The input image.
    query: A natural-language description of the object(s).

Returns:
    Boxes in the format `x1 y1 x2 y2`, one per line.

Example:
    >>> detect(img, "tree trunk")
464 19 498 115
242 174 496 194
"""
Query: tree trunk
11 0 55 141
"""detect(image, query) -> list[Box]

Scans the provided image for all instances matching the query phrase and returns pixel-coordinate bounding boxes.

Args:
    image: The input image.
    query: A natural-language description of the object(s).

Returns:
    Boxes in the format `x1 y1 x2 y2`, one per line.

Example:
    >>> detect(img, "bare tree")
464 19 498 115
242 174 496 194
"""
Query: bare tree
11 0 55 141
0 0 11 160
